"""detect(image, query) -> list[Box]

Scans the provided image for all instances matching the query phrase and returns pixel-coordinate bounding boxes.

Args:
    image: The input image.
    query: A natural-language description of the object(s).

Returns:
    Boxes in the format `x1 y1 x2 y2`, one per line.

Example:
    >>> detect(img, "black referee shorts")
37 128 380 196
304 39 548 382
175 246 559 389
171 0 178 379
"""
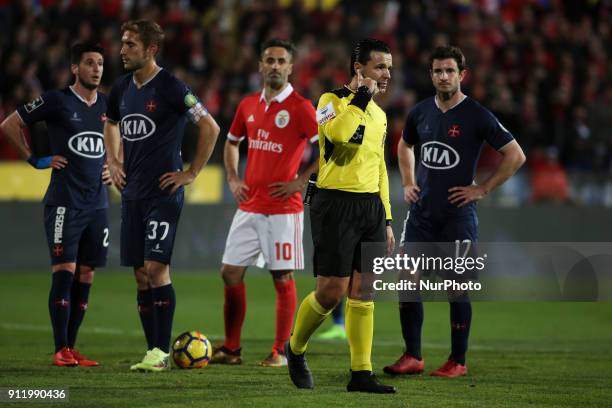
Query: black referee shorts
310 188 386 278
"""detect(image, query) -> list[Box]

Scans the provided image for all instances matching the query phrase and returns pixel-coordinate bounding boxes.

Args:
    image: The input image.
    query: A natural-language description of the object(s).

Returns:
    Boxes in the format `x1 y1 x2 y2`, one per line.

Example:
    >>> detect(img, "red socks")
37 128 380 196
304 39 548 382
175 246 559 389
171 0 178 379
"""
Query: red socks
223 282 246 351
273 279 297 354
223 279 296 355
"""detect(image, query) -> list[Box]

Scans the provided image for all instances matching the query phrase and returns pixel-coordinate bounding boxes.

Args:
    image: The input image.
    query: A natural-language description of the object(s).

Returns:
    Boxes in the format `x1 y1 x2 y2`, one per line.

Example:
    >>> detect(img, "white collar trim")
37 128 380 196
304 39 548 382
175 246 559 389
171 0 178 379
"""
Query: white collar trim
133 67 163 88
260 83 293 104
435 94 467 111
69 86 97 106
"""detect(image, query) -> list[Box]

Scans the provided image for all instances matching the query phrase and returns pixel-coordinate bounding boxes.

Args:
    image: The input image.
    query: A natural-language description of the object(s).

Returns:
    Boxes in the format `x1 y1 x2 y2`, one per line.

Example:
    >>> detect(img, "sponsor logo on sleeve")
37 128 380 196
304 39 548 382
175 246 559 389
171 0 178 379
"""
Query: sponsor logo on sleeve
24 96 44 113
184 93 207 123
316 102 336 125
184 93 198 108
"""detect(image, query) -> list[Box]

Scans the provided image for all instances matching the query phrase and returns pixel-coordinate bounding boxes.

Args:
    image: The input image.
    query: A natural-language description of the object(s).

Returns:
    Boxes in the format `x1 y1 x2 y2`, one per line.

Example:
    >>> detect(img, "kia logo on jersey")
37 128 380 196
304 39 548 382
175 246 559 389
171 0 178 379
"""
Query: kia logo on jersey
68 131 105 158
421 141 460 169
121 113 156 141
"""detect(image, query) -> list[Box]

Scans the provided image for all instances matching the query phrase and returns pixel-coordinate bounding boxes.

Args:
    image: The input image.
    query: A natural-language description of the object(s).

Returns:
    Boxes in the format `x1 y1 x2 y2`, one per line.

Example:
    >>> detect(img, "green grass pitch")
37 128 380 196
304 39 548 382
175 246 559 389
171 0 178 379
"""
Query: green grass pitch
0 271 611 407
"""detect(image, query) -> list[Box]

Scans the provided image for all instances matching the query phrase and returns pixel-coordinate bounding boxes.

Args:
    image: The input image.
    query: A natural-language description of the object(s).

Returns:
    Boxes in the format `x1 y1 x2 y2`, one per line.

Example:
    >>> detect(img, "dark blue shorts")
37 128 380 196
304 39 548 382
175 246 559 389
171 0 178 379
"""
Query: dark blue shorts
400 210 478 278
401 211 478 244
44 206 109 267
120 191 184 267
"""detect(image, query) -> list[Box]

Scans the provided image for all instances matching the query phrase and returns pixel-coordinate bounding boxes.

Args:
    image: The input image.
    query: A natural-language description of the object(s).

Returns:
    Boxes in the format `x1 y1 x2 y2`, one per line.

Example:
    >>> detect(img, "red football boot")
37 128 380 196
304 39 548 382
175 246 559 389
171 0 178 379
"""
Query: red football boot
71 349 99 366
53 347 78 367
430 359 467 377
383 353 424 375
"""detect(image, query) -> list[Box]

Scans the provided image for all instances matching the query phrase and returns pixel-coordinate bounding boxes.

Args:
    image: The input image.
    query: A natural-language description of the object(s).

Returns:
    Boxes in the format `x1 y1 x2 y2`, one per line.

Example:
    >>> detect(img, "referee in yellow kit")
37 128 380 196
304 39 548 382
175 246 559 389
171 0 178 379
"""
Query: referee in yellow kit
285 38 396 394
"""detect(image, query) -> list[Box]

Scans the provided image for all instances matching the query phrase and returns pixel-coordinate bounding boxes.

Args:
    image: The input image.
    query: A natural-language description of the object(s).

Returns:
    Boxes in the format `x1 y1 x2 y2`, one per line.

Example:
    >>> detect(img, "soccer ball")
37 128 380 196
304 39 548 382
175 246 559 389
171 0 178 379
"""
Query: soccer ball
171 331 211 369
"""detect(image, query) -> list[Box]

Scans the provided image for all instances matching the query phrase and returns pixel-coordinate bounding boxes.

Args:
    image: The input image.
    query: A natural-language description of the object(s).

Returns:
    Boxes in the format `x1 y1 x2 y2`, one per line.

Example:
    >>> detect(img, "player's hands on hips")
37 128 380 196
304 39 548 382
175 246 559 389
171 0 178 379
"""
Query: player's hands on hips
50 155 68 170
403 184 421 203
357 69 378 95
159 170 195 194
269 177 305 200
107 158 126 191
386 225 395 256
448 184 487 207
228 176 249 202
101 163 112 186
27 155 67 170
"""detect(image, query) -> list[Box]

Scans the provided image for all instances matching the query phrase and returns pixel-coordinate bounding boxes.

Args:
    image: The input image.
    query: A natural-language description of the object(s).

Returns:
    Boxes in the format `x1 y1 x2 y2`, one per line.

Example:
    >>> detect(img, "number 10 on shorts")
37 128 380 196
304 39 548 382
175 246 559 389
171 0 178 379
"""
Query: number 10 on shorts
275 242 292 261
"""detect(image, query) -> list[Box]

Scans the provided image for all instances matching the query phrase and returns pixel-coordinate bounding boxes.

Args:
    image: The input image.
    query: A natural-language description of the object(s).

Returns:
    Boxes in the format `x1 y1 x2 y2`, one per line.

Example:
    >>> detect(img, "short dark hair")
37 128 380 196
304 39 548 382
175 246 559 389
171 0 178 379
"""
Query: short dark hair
70 42 104 65
429 46 466 72
260 38 296 60
350 38 391 77
121 19 165 50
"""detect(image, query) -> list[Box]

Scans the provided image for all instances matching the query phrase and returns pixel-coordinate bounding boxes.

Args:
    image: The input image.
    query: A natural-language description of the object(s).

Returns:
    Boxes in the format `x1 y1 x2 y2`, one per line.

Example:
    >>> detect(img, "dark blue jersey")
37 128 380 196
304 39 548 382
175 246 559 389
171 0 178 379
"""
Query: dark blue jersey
402 96 514 219
17 88 108 209
107 69 201 200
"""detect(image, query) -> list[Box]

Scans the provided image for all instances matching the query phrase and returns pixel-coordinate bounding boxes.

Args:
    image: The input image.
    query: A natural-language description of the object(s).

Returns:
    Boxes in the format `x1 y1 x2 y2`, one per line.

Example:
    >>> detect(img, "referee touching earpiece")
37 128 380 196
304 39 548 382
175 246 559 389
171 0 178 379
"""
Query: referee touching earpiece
285 38 396 394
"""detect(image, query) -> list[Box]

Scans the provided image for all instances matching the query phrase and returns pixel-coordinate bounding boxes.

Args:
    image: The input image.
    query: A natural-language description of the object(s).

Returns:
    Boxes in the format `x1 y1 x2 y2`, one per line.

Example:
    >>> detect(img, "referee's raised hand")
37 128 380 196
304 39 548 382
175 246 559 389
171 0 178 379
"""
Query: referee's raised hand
357 69 378 95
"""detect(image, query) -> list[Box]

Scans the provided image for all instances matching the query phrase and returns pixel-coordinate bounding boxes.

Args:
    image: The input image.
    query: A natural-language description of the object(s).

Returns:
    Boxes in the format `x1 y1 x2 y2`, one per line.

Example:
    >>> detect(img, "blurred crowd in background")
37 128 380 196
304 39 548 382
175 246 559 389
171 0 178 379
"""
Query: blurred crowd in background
0 0 611 205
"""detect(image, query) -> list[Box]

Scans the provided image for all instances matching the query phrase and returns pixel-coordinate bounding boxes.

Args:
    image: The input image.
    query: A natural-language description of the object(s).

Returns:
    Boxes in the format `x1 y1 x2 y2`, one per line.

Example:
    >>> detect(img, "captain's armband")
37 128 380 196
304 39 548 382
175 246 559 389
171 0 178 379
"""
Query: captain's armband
184 93 208 123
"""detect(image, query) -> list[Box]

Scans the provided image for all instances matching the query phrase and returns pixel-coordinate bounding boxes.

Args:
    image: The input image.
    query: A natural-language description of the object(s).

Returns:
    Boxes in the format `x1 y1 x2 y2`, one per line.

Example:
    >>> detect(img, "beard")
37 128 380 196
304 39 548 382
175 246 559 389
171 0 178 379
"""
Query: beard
123 55 146 72
125 60 144 72
438 88 458 101
80 79 98 90
266 74 284 90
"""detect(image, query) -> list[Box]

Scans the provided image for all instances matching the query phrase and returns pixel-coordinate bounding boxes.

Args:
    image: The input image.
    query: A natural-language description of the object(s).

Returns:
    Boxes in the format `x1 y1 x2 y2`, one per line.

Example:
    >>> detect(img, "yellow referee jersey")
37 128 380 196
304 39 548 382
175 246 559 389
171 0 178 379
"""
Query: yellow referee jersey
315 86 391 221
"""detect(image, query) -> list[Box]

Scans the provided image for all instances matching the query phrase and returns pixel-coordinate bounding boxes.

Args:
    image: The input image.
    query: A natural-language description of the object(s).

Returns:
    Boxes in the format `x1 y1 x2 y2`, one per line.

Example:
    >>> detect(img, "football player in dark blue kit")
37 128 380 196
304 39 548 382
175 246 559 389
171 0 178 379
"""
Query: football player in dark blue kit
104 20 220 372
384 46 526 377
0 43 111 367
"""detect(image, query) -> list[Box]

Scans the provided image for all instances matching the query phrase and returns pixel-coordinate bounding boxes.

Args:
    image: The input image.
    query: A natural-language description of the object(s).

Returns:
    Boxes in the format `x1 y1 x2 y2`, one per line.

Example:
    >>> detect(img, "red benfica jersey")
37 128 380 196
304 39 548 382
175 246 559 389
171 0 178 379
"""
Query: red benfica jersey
228 84 318 214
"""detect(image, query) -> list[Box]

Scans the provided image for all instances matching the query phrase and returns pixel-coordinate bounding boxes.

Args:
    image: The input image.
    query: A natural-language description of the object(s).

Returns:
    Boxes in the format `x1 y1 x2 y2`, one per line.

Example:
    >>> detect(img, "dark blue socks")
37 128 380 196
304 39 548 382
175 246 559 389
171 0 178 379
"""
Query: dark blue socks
399 301 424 359
137 289 156 350
399 295 471 364
152 284 176 353
67 280 91 348
49 271 74 352
449 294 472 365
